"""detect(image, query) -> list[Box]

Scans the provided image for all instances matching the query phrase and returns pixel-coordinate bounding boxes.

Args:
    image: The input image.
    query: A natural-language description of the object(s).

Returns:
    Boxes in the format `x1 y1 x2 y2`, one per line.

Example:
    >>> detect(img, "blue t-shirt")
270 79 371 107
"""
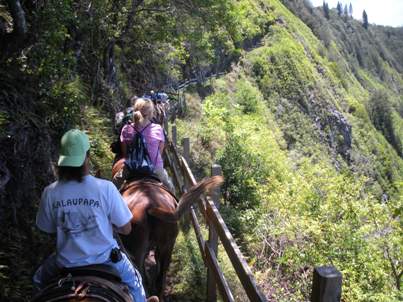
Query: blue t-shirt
36 175 132 267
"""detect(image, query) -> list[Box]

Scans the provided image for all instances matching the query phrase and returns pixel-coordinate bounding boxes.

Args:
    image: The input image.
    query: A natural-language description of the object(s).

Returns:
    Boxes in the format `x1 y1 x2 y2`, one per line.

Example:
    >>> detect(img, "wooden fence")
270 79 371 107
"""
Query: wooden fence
163 125 267 302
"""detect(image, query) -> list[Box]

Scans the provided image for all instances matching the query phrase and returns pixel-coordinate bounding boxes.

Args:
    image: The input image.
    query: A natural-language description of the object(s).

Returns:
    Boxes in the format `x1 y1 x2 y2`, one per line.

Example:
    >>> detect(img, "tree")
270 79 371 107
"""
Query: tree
304 0 314 13
323 1 330 19
344 4 349 20
337 2 342 16
0 0 27 56
363 10 369 29
367 91 402 156
349 3 353 17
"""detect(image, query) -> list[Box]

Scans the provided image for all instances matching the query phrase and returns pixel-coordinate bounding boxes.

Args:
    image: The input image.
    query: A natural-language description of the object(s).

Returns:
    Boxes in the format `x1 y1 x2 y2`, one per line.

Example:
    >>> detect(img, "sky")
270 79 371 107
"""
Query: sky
310 0 403 27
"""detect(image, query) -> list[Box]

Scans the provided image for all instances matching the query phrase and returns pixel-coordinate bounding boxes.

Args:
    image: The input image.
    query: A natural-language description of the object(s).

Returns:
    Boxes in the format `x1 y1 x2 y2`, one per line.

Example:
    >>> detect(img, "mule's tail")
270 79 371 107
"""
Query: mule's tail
148 175 223 223
176 175 223 218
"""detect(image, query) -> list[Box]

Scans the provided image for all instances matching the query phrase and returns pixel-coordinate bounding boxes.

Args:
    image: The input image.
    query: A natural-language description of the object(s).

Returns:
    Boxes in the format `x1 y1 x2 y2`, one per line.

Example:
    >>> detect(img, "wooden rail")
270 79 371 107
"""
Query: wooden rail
163 125 267 302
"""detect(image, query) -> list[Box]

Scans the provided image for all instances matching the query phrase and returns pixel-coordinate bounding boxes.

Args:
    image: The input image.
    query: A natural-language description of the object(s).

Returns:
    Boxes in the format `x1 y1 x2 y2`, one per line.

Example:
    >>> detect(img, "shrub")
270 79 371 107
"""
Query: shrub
218 132 267 210
234 78 263 114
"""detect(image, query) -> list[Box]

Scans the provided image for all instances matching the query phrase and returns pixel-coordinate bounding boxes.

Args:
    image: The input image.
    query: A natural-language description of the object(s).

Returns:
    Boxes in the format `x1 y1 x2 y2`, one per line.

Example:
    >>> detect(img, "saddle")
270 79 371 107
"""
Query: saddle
125 172 162 185
61 264 122 282
31 264 132 302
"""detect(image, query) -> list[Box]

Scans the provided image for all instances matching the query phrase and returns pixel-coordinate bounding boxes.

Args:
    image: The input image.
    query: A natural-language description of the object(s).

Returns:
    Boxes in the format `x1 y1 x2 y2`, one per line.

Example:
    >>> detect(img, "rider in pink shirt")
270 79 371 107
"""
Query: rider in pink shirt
114 98 173 191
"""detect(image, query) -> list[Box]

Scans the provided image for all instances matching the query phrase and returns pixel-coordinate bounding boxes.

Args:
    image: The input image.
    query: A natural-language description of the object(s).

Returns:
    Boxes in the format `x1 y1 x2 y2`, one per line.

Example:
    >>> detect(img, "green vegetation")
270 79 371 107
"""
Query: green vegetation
168 230 207 301
367 91 402 157
173 1 402 300
82 106 116 179
0 0 402 301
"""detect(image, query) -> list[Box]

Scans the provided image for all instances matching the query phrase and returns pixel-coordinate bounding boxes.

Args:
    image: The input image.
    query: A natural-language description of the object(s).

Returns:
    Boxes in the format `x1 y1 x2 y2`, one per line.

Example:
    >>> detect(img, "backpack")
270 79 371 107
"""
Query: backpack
124 124 154 175
115 107 133 134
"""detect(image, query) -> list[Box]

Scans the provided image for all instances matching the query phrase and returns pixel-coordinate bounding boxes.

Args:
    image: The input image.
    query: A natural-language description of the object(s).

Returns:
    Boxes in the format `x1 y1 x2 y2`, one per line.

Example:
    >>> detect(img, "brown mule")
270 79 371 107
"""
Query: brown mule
112 158 223 300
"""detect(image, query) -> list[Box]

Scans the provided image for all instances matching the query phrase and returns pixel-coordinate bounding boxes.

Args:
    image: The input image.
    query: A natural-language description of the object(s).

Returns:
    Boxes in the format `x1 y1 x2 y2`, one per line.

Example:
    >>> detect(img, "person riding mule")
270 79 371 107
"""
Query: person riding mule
32 129 149 302
113 98 173 192
112 159 223 300
111 92 169 160
148 91 169 126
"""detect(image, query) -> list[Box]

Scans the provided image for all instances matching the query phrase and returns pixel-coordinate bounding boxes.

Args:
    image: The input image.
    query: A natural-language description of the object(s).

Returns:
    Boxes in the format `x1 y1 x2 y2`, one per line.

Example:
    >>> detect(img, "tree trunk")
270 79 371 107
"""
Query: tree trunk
6 0 27 36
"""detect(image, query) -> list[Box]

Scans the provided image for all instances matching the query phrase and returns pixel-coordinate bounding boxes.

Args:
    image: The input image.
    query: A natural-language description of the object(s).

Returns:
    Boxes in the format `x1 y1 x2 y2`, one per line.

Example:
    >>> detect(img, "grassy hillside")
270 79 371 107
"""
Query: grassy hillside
172 0 402 301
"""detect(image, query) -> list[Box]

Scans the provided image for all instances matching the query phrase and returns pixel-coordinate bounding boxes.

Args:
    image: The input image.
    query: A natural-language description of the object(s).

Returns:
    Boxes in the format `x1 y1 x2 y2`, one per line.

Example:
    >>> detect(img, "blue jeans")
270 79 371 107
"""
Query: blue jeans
33 253 146 302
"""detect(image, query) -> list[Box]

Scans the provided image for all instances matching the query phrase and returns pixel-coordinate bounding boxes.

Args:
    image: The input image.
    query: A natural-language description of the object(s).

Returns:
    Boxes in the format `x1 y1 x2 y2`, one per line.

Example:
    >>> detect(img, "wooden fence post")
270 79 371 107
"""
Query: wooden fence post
172 124 177 147
179 137 191 228
181 138 190 192
311 266 342 302
207 164 222 302
182 137 190 163
164 118 169 134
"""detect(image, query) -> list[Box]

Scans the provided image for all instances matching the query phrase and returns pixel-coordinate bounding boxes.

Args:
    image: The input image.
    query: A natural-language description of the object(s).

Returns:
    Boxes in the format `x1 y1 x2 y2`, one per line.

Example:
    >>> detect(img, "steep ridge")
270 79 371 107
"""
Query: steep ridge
173 0 402 300
283 0 403 160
